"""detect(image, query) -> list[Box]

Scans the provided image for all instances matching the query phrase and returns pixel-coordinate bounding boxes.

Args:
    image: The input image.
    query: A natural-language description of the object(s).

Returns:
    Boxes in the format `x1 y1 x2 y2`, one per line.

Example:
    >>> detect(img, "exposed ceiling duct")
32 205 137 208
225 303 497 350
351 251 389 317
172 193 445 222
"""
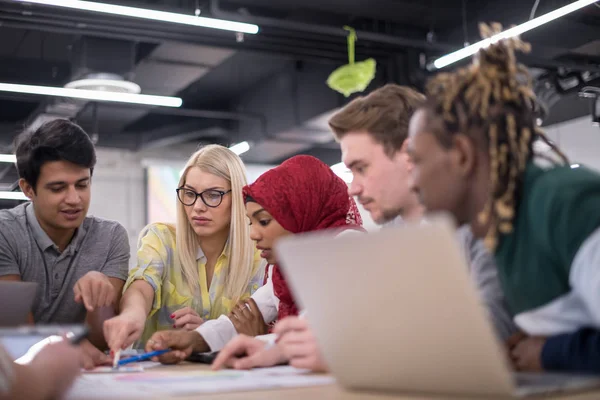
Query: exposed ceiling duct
0 0 598 168
65 72 141 94
26 36 140 134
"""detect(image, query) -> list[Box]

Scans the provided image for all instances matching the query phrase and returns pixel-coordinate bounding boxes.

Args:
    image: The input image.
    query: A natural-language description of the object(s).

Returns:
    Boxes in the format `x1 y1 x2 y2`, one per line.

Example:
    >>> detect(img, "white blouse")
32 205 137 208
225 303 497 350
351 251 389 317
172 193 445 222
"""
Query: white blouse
197 229 362 351
197 264 279 351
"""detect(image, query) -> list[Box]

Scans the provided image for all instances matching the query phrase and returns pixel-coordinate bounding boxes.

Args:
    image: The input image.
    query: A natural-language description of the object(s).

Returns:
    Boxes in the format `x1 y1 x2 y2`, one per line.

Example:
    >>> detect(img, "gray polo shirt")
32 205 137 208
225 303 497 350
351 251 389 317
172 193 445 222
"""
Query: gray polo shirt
0 203 129 323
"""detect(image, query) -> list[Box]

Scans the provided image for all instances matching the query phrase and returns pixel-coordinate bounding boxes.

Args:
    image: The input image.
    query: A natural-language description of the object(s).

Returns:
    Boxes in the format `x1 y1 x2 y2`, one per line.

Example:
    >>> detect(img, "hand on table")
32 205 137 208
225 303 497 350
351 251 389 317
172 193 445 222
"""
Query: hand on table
103 312 146 354
229 299 269 337
211 334 286 370
511 336 546 372
274 317 328 372
79 339 112 370
145 330 204 364
171 307 204 331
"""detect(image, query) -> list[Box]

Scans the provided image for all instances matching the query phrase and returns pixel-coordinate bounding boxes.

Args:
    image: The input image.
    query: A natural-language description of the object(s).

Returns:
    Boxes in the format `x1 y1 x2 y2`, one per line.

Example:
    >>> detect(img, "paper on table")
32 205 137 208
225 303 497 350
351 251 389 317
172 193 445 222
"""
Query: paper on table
67 365 335 399
83 361 163 373
83 366 144 374
251 366 314 375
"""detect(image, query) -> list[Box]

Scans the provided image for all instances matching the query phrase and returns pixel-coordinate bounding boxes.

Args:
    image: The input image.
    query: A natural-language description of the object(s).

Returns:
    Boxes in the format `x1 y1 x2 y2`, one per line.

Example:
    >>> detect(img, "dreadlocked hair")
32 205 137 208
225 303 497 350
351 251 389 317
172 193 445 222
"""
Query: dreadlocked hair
424 22 568 251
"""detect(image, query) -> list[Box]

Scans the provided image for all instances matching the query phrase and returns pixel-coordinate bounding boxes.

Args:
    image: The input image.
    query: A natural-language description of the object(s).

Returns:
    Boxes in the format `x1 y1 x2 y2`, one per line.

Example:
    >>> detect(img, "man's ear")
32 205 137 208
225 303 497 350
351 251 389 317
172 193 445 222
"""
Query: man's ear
400 139 414 172
400 138 409 153
451 134 477 177
19 178 35 200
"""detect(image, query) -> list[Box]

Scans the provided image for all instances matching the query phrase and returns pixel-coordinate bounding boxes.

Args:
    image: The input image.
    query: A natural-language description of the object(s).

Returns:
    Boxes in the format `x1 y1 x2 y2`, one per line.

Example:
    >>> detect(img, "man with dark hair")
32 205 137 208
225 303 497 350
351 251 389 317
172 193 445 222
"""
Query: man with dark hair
0 119 130 368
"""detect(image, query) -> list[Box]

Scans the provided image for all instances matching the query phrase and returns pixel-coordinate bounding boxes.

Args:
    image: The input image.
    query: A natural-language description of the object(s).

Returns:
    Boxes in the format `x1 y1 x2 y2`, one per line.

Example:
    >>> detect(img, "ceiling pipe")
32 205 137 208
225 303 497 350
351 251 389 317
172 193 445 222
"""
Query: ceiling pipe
120 104 322 144
519 55 600 74
209 0 454 52
1 7 378 56
0 18 356 63
4 16 598 74
97 102 265 124
1 0 455 53
0 91 264 127
1 92 323 145
0 2 434 55
0 92 324 147
137 126 229 151
209 0 600 73
84 103 323 145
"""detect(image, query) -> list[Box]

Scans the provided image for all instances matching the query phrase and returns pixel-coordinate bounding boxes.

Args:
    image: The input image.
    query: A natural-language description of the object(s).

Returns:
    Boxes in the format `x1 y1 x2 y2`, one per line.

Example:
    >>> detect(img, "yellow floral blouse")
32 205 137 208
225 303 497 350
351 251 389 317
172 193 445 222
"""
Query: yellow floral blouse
124 223 265 346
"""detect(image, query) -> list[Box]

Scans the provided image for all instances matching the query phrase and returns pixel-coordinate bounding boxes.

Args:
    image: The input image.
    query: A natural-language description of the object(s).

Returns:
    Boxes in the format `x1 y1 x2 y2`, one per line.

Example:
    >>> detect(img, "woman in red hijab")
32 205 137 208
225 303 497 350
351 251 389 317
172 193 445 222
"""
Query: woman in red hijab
144 155 363 370
242 154 363 322
209 155 363 372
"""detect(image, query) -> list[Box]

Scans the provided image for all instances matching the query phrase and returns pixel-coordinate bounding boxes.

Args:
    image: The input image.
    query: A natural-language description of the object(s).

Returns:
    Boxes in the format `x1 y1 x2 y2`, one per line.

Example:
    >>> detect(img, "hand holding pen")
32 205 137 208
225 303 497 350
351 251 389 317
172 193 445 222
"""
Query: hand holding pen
144 330 204 365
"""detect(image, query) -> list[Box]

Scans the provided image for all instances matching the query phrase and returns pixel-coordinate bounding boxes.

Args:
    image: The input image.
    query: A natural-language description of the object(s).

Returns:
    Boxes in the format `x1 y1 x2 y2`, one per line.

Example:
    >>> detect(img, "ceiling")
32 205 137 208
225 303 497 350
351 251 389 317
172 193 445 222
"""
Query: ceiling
0 0 598 192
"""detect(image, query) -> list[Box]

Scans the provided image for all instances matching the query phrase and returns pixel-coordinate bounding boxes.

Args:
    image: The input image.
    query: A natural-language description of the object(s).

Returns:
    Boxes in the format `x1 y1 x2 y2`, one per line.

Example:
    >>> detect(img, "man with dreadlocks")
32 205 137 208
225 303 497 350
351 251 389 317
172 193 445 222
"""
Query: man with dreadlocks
407 22 600 373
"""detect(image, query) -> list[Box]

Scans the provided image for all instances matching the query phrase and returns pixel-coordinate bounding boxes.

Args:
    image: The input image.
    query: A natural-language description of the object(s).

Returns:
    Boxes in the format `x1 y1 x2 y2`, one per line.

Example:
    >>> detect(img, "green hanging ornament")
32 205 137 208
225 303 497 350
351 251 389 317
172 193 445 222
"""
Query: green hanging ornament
326 26 376 97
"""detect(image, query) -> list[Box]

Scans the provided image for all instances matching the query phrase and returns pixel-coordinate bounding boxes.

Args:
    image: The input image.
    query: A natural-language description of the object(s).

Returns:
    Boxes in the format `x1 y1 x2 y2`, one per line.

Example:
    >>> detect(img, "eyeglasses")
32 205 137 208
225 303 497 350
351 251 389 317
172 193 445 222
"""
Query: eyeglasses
176 188 232 208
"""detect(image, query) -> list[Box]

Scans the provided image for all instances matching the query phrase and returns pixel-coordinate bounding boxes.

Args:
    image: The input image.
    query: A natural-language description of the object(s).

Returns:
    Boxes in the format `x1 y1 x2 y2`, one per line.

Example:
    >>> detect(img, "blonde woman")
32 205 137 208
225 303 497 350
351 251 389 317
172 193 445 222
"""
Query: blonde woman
103 145 265 352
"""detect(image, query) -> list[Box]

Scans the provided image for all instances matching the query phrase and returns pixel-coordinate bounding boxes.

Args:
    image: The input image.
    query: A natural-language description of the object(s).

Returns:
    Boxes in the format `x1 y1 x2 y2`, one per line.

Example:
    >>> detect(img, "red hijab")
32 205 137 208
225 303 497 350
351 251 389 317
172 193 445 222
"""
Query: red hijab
243 155 363 321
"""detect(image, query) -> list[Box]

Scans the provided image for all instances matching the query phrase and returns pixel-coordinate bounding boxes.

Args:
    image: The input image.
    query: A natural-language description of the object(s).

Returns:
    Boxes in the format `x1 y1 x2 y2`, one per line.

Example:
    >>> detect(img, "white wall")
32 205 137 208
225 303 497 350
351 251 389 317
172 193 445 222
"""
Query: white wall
543 116 600 171
88 148 146 268
352 201 376 231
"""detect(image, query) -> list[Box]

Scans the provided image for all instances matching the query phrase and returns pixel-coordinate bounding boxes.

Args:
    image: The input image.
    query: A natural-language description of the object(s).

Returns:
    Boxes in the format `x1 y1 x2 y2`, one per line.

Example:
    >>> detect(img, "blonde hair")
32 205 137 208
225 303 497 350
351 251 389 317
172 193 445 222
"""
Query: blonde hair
176 144 255 303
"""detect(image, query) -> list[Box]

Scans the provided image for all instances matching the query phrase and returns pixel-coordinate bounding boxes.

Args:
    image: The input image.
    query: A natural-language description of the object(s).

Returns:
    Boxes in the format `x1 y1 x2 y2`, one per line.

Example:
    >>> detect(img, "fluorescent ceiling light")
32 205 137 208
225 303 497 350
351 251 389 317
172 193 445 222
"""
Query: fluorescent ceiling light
229 141 250 156
0 82 182 108
0 191 28 201
16 0 259 34
0 154 16 163
432 0 599 70
331 162 353 184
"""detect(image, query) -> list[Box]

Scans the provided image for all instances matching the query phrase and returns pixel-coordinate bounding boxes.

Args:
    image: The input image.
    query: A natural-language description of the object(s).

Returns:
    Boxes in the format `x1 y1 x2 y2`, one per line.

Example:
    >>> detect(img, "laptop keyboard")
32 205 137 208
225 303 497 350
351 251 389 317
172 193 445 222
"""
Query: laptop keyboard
516 372 572 387
515 372 600 397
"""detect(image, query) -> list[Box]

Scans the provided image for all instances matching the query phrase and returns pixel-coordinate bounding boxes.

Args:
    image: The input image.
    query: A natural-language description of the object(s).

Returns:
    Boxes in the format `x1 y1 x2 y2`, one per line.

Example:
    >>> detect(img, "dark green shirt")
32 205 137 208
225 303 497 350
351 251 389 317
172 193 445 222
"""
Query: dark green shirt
495 163 600 316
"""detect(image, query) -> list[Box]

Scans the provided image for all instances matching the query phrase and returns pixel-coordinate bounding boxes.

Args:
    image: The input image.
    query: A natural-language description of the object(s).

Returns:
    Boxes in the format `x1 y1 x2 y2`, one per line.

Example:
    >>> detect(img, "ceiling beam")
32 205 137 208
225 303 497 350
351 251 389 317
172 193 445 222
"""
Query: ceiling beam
222 0 463 24
0 57 70 85
524 17 600 51
0 0 458 60
210 0 455 52
137 124 229 151
275 146 342 166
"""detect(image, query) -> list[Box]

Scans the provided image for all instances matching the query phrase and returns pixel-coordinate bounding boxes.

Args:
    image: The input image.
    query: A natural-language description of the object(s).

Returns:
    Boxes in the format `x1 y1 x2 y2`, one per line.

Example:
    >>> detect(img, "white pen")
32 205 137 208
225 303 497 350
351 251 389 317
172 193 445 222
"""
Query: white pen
112 349 121 369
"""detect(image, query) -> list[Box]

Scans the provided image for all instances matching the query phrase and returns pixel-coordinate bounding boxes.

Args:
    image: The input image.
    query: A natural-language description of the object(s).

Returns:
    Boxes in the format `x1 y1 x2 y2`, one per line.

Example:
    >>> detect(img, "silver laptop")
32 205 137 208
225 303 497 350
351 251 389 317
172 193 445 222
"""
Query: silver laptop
275 216 600 397
0 281 37 327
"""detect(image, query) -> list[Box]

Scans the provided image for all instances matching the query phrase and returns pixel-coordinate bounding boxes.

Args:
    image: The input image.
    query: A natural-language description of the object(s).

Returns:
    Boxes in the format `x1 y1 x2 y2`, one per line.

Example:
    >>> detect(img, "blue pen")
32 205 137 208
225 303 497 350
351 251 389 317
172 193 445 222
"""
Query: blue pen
117 348 171 366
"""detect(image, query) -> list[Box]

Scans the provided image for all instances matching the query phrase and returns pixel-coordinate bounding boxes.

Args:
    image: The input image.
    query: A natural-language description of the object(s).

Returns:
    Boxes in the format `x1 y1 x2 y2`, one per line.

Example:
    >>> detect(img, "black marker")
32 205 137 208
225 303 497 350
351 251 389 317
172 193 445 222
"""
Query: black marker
67 326 90 345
